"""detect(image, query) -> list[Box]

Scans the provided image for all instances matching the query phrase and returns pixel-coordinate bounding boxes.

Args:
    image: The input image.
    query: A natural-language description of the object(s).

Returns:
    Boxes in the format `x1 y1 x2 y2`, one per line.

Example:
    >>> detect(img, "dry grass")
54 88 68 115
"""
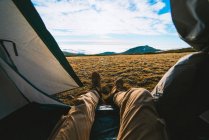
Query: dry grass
56 53 190 104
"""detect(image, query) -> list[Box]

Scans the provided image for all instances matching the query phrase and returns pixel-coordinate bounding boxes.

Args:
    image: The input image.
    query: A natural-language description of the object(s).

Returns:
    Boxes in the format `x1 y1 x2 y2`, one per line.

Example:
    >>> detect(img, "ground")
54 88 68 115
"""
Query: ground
56 53 191 105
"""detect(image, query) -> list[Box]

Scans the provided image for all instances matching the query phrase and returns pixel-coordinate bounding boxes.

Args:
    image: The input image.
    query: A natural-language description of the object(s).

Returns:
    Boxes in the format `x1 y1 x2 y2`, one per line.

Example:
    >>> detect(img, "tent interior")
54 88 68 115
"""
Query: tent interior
0 0 119 139
0 0 80 139
1 0 209 140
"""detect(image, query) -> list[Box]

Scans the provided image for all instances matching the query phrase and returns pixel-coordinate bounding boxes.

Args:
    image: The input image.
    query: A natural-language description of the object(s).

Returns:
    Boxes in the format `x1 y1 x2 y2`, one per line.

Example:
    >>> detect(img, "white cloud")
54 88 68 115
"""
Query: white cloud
32 0 174 36
31 0 187 53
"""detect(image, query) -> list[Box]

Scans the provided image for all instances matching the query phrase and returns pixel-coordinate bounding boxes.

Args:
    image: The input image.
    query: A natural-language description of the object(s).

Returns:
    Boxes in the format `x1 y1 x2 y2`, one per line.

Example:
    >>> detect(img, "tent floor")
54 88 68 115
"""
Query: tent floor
0 103 119 140
0 102 69 140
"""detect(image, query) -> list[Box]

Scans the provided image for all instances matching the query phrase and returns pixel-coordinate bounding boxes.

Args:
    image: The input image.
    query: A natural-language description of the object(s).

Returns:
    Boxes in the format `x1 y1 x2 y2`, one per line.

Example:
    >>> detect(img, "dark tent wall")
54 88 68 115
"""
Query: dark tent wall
170 0 209 52
152 52 209 140
152 0 209 139
0 103 70 140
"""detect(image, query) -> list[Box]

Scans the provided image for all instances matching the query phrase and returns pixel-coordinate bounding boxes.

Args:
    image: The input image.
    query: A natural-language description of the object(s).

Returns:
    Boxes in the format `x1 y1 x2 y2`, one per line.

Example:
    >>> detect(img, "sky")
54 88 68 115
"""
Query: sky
32 0 189 54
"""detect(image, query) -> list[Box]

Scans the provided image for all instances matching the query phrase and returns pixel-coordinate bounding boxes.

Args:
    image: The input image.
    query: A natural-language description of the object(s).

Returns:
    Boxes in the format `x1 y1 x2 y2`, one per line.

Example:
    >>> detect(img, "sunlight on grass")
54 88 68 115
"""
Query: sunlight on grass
56 53 190 104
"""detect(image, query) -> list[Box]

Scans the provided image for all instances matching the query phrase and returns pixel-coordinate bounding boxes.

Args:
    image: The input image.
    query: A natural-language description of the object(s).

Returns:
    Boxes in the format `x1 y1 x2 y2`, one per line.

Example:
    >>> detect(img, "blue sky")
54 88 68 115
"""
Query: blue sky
32 0 188 54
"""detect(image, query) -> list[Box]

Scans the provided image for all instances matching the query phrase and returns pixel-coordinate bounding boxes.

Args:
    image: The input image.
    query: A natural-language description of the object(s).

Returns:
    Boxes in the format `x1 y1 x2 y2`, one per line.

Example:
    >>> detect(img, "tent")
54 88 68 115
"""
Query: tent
0 0 83 139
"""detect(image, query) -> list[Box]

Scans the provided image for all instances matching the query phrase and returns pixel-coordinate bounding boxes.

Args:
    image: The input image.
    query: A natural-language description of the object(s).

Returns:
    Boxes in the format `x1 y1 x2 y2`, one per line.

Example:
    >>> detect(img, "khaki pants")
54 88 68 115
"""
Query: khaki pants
50 88 168 140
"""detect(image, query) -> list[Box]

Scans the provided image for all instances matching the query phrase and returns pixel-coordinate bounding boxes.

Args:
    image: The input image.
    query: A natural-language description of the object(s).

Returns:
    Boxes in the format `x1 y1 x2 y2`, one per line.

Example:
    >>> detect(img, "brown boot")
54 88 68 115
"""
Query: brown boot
105 78 127 105
91 72 101 93
111 78 126 94
91 72 105 104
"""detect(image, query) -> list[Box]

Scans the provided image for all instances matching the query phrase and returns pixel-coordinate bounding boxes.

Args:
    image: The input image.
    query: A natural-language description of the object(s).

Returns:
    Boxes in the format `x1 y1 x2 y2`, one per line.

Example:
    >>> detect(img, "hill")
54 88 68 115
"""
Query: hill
98 52 116 55
122 45 160 54
96 45 160 56
62 51 85 57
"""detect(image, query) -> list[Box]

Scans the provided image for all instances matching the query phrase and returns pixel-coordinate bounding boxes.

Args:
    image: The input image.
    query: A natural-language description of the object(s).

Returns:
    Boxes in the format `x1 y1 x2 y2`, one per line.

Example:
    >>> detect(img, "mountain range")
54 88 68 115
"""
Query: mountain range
63 45 195 56
98 45 159 55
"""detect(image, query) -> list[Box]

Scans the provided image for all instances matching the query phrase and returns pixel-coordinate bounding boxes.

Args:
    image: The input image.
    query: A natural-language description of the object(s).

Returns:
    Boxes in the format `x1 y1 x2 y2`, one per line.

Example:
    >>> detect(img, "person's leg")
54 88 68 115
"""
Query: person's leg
50 90 100 140
49 72 101 140
114 88 168 140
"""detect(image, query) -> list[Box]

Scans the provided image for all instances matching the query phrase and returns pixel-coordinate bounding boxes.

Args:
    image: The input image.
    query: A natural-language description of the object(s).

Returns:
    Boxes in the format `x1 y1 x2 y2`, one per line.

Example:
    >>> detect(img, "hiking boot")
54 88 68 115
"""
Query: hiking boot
91 72 105 104
104 78 127 105
91 72 101 93
111 78 126 94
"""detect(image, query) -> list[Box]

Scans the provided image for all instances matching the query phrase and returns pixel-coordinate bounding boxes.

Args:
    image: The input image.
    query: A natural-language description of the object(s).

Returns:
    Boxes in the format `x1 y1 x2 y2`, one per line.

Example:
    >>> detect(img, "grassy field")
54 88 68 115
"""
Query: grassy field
56 53 191 104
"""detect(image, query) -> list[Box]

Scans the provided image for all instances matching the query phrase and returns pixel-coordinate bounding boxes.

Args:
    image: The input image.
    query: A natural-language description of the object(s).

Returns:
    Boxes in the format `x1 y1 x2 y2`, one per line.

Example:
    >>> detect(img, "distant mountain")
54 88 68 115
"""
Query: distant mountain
62 51 85 57
95 45 160 56
122 45 160 54
98 52 116 55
